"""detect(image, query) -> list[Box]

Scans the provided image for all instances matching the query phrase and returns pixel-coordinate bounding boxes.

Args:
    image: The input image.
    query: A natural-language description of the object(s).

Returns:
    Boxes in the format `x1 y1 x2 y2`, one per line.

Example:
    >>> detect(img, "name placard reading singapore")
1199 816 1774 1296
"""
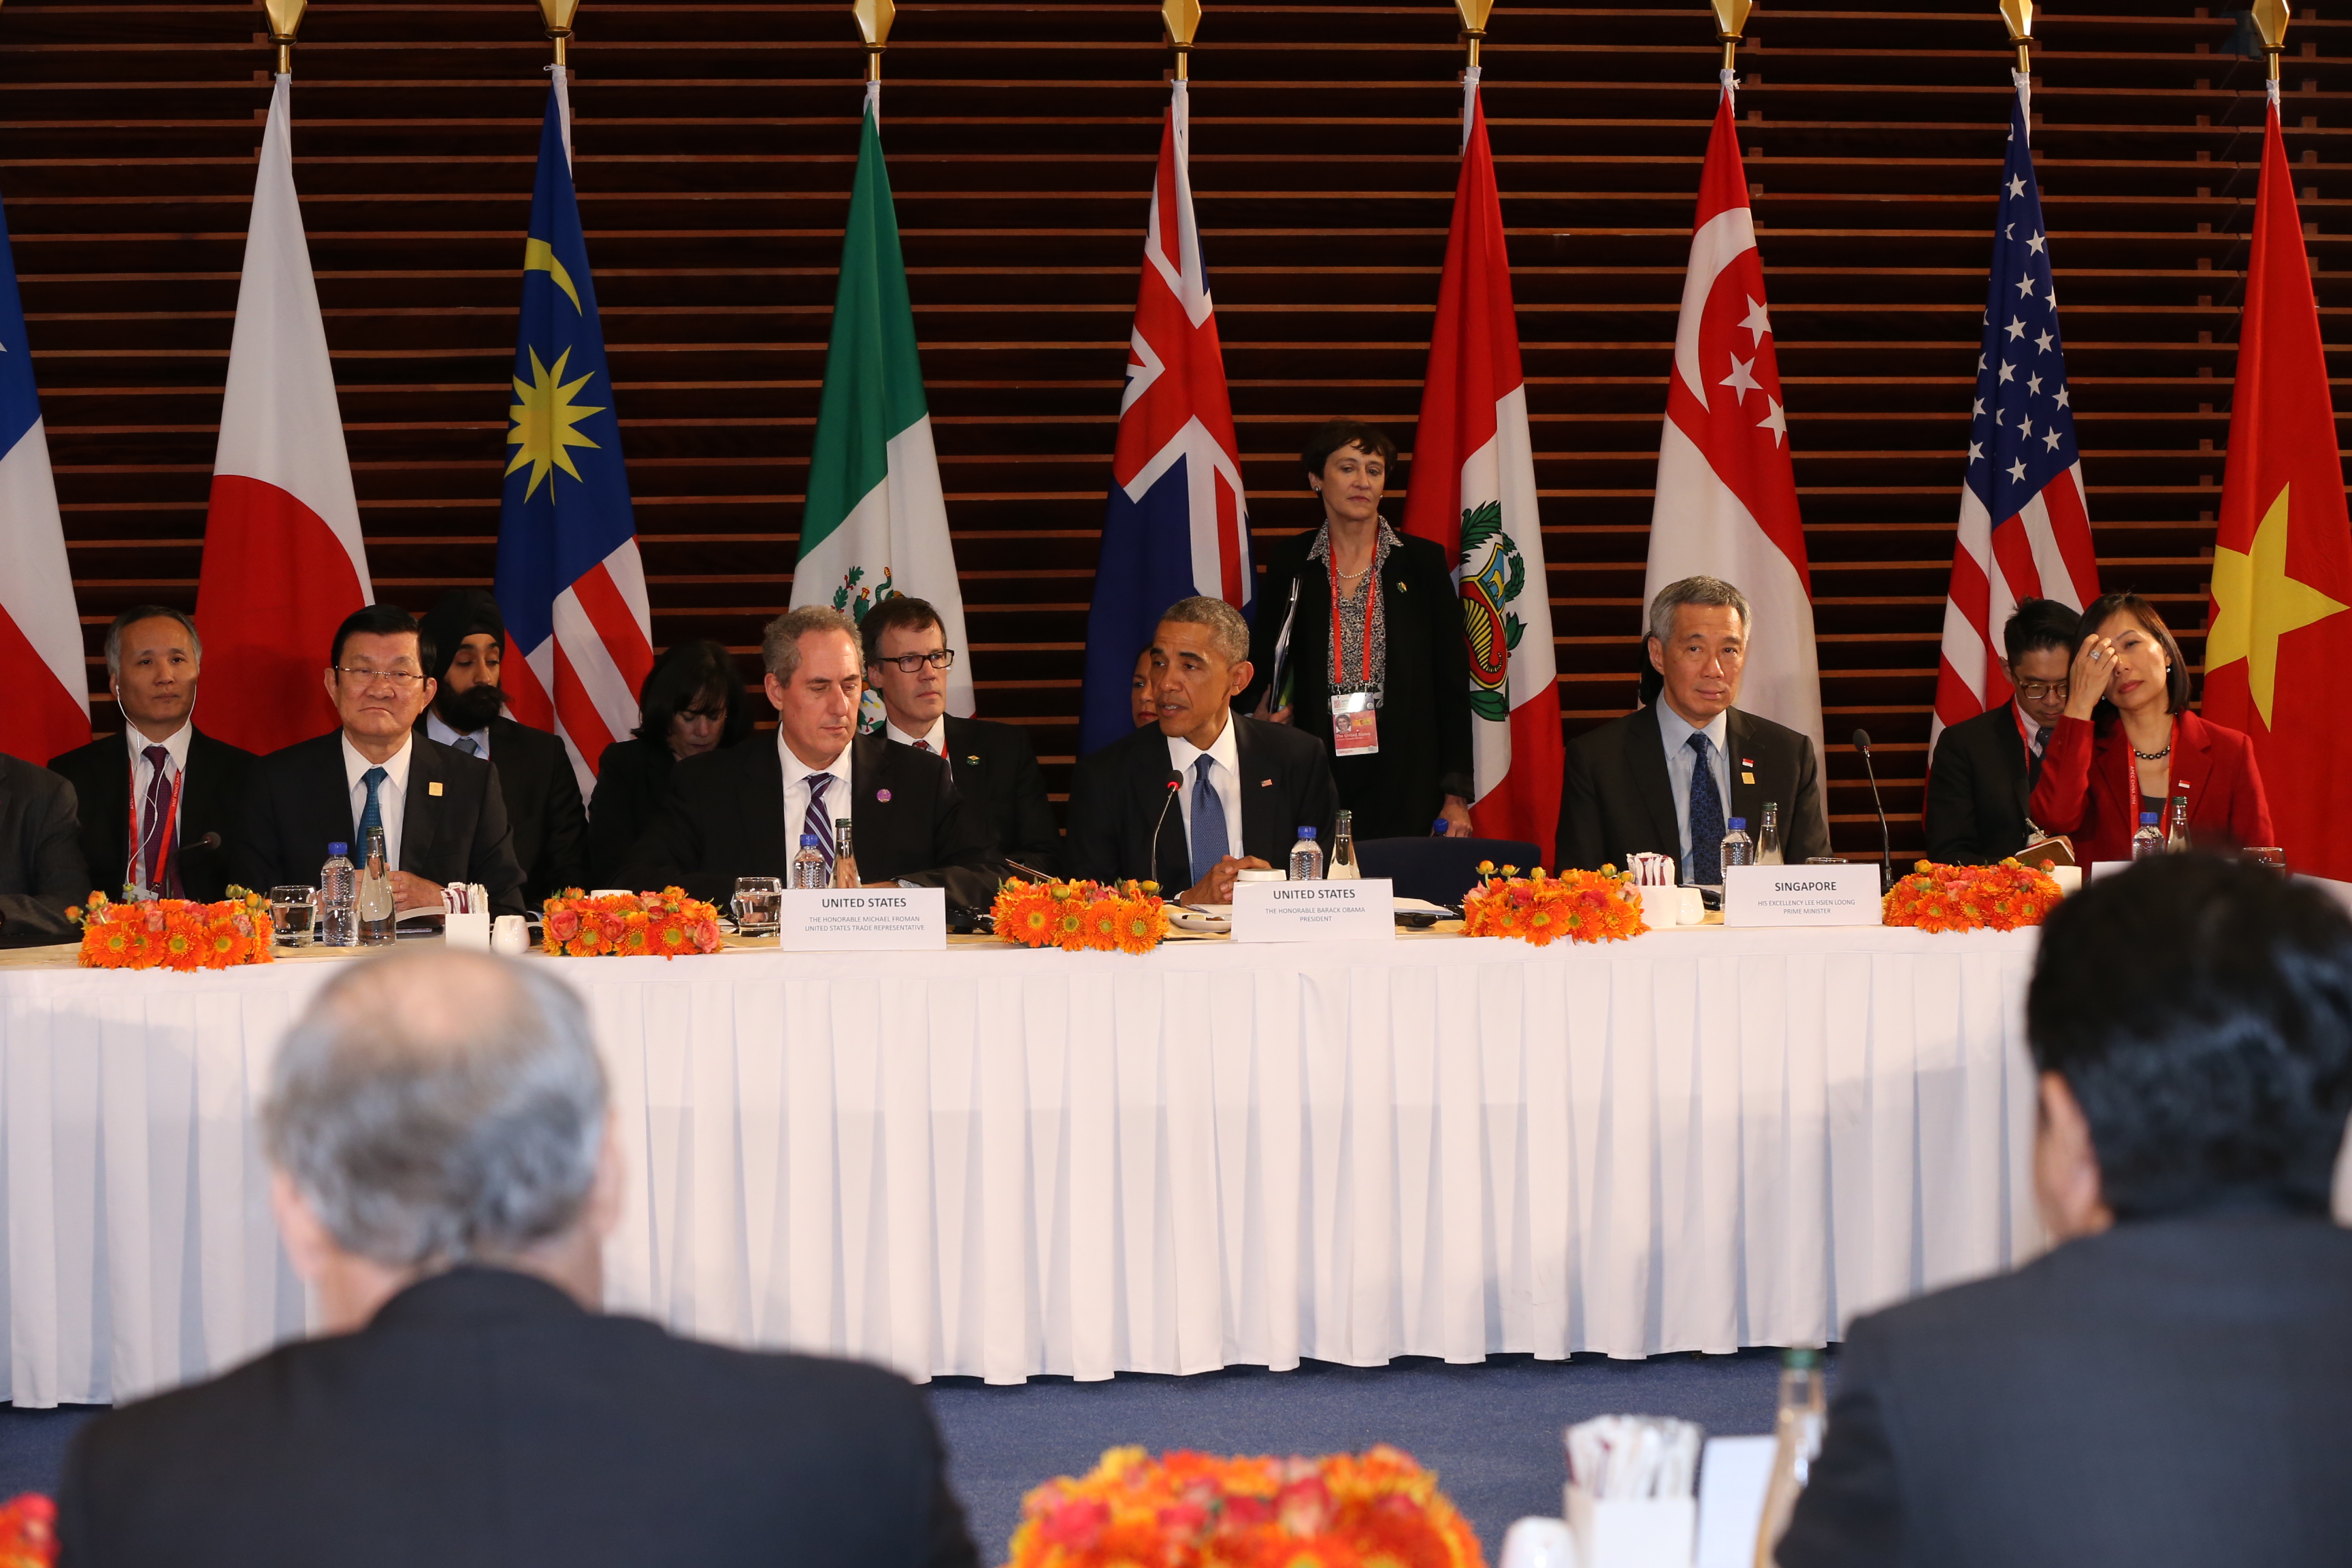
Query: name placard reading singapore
1721 863 1882 928
778 887 947 951
1230 877 1396 943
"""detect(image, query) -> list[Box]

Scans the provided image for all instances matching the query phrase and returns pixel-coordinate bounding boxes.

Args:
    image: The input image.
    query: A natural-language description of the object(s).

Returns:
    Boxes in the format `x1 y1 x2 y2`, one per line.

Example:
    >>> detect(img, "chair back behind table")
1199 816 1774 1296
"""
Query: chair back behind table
1356 836 1544 908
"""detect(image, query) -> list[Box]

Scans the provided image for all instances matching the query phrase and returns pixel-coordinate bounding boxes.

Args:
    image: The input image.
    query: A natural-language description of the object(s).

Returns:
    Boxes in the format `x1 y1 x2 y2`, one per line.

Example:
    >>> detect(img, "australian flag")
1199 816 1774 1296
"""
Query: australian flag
493 78 654 791
1077 81 1251 754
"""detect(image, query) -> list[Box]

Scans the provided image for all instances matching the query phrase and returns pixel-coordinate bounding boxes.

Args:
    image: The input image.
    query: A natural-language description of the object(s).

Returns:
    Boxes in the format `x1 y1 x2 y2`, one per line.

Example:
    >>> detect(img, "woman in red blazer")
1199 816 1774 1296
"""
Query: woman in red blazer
2029 591 2274 863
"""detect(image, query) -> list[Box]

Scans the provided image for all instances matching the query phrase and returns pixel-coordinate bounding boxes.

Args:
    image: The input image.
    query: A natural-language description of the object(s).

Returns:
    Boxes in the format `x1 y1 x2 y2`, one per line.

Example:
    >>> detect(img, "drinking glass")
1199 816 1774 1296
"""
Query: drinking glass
269 885 319 947
2243 847 2289 875
732 876 783 937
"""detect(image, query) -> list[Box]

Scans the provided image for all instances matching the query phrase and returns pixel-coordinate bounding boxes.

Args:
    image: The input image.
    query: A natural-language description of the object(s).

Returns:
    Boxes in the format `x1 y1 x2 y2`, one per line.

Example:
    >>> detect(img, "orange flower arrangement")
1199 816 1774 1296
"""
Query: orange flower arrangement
992 879 1168 954
0 1494 52 1567
1883 858 2062 933
1006 1446 1484 1568
1460 862 1647 947
69 888 272 972
541 887 722 958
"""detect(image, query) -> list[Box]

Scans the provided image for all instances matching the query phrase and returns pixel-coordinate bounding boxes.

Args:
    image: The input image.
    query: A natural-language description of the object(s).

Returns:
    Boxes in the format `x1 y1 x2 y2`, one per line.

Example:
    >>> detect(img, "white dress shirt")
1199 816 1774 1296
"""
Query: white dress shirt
424 710 491 760
341 732 414 872
1166 717 1243 868
885 715 946 754
779 732 856 854
1653 702 1731 869
124 721 193 893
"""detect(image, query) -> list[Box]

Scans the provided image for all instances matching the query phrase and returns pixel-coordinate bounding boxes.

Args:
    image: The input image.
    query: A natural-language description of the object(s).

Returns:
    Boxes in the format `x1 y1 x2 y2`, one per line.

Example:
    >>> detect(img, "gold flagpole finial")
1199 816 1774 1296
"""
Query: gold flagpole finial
1163 0 1200 83
537 0 579 67
1711 0 1754 75
1997 0 2032 76
1454 0 1494 71
853 0 895 84
264 0 308 76
2251 0 2289 85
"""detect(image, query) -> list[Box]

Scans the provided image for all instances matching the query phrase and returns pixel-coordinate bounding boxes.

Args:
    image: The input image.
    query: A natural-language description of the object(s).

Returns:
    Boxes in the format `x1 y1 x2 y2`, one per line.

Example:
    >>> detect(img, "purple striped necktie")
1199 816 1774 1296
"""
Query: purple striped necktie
802 773 836 874
140 745 177 896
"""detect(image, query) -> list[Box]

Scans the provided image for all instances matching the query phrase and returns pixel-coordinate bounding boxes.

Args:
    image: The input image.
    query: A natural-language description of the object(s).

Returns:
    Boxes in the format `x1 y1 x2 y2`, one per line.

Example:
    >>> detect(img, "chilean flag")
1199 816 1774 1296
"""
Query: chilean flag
0 193 88 765
493 75 653 795
193 74 372 756
1078 80 1250 755
1645 76 1826 822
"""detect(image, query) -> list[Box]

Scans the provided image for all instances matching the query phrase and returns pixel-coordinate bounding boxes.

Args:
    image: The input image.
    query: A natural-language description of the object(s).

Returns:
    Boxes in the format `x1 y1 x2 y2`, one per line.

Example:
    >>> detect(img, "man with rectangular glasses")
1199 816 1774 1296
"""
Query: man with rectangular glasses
1925 598 2082 864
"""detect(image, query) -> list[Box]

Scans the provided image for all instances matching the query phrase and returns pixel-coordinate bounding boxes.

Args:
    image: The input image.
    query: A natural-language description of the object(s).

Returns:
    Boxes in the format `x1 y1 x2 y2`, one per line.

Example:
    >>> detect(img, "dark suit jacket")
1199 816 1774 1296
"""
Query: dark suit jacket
0 752 91 947
1780 1208 2352 1568
48 728 256 904
1556 702 1830 872
1239 529 1475 839
419 715 587 907
585 736 680 889
55 1266 979 1568
1923 705 2034 865
2027 709 2273 864
621 732 1000 911
934 714 1059 875
229 732 527 918
1064 715 1339 891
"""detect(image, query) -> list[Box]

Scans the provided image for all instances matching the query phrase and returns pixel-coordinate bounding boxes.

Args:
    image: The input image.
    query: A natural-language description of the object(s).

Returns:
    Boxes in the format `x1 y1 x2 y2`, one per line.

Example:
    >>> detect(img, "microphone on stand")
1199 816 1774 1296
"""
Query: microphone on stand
1852 728 1893 894
1149 770 1183 892
195 832 223 852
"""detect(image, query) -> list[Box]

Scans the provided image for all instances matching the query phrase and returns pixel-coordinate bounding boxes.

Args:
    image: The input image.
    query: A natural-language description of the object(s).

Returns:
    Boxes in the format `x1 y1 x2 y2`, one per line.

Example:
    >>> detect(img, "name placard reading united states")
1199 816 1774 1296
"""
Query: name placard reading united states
1230 878 1396 944
779 887 947 951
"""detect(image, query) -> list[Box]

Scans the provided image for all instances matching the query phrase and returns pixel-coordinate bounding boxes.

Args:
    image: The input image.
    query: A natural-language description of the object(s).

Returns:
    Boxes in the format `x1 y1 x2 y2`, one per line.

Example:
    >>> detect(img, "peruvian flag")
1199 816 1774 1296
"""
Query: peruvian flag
1645 78 1825 816
2203 84 2352 887
193 75 371 756
1401 77 1561 851
0 192 88 764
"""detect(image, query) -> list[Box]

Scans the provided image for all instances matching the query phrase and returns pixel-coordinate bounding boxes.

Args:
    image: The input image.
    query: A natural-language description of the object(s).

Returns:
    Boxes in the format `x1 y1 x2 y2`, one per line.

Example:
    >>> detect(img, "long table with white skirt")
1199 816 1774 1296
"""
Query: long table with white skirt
0 923 2045 1406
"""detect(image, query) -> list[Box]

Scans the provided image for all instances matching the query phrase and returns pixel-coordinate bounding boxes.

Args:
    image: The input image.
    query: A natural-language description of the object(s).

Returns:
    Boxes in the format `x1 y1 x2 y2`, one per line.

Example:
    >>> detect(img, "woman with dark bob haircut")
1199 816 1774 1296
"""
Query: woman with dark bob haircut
585 639 755 885
1240 418 1475 840
2028 590 2274 862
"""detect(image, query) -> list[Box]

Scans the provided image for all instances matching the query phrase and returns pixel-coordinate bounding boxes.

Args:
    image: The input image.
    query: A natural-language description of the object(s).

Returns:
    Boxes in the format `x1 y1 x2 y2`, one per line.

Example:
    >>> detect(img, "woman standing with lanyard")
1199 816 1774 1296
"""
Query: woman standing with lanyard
1245 419 1475 838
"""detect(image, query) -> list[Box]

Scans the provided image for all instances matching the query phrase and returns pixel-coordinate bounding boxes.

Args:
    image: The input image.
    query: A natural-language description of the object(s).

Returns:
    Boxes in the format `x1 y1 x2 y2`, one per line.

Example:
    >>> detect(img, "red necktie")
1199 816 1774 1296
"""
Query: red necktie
913 740 932 754
140 746 178 896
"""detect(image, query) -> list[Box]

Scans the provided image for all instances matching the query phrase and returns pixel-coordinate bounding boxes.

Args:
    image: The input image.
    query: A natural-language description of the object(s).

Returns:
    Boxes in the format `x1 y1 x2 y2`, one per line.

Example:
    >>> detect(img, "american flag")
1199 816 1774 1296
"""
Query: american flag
1931 78 2099 747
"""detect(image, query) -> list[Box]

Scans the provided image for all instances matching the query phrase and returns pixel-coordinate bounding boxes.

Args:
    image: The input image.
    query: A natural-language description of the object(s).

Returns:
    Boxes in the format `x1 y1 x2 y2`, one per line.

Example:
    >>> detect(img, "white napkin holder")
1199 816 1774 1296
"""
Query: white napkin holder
1565 1487 1694 1568
445 910 492 952
1636 885 1678 928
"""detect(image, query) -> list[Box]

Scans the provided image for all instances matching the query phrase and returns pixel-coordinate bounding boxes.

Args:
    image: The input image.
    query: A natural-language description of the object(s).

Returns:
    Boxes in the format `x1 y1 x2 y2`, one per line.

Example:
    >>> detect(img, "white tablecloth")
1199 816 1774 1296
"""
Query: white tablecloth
0 925 2045 1405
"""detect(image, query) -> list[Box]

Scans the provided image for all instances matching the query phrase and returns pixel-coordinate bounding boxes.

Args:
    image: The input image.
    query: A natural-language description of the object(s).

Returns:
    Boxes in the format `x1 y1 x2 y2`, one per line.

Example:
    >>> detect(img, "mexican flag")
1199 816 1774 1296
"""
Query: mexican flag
790 88 973 720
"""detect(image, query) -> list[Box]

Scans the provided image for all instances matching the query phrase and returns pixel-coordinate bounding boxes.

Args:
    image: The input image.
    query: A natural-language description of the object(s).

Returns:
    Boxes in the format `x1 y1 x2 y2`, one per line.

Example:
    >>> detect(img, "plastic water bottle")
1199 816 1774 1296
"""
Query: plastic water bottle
1327 809 1360 881
1289 826 1323 881
1752 1348 1827 1568
791 833 829 889
2132 811 2164 860
318 843 357 948
1720 817 1755 870
1757 801 1785 866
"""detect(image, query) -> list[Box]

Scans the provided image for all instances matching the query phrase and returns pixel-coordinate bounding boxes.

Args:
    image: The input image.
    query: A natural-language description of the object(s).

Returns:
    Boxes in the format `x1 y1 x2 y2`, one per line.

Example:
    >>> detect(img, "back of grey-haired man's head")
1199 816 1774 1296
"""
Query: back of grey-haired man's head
1158 595 1251 666
263 949 608 1272
760 604 862 680
1646 576 1751 649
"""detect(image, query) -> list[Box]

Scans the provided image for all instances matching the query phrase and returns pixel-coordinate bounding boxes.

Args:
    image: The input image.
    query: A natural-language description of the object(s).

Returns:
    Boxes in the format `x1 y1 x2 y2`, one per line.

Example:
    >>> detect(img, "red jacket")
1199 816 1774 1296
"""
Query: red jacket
2027 709 2274 864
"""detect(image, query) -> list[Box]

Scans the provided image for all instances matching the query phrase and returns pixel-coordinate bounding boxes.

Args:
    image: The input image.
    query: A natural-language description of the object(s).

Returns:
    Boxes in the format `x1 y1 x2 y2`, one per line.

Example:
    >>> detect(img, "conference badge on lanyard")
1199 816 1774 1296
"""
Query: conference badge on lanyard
1330 690 1379 756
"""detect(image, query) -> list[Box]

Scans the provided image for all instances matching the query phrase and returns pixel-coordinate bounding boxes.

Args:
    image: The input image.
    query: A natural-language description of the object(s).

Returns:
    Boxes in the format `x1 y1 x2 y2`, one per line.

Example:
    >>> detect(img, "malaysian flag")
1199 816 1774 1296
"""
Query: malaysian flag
1930 76 2098 749
1077 78 1250 753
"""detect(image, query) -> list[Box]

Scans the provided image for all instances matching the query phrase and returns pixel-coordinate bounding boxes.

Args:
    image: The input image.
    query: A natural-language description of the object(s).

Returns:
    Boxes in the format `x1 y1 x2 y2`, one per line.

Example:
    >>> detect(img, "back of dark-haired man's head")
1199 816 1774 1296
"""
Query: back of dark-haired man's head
2025 855 2352 1241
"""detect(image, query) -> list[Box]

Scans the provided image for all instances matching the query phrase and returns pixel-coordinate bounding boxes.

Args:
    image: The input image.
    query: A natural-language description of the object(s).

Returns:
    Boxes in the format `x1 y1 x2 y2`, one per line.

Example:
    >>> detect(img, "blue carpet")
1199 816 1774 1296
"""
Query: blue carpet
0 1407 98 1504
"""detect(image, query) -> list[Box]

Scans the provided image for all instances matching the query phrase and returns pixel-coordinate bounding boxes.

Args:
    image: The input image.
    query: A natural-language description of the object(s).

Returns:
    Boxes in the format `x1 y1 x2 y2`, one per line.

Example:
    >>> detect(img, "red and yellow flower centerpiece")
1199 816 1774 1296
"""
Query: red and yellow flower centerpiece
70 889 272 972
1882 859 2062 933
992 879 1167 954
1461 862 1648 947
0 1493 52 1567
541 887 722 958
1007 1446 1484 1568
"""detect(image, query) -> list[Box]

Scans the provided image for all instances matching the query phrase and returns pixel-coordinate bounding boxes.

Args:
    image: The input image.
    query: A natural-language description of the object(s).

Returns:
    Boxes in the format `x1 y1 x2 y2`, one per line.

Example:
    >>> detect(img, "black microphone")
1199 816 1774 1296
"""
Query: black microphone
1852 728 1893 894
195 832 223 852
1149 770 1183 892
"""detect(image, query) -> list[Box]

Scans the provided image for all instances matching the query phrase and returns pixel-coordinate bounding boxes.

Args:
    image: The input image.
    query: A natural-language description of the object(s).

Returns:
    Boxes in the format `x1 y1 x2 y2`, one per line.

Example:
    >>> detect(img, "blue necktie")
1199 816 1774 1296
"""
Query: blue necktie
1188 754 1228 886
357 766 388 845
453 736 481 757
1686 733 1724 885
802 774 836 875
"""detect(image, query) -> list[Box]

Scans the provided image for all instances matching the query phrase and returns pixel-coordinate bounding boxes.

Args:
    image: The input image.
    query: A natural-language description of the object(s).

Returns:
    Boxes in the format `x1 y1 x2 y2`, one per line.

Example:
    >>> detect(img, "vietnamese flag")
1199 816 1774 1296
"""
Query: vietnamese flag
2204 86 2352 887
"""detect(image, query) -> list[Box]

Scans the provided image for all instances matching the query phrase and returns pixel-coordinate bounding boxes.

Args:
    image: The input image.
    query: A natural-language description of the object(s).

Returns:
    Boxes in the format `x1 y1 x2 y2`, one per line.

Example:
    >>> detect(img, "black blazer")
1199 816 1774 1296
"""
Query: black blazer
229 732 527 918
55 1266 979 1568
585 736 677 889
418 715 587 907
48 727 256 904
1239 529 1475 839
621 732 1001 911
0 752 91 947
933 714 1059 875
1064 715 1339 891
1556 702 1830 871
1780 1208 2352 1568
1923 704 2035 865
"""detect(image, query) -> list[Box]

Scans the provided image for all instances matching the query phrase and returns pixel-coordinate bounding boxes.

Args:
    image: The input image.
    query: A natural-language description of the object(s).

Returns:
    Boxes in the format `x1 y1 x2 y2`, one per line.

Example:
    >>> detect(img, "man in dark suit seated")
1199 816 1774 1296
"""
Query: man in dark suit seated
1779 855 2352 1568
416 588 588 906
229 604 527 917
1923 597 2080 864
55 946 981 1568
860 594 1060 875
48 605 255 904
1556 575 1829 877
623 606 1000 910
1065 595 1337 904
0 752 89 947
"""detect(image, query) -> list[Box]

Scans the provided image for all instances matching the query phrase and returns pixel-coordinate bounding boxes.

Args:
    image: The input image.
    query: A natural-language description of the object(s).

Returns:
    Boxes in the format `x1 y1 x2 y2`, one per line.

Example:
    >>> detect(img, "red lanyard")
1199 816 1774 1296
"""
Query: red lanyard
1327 549 1379 689
127 751 186 895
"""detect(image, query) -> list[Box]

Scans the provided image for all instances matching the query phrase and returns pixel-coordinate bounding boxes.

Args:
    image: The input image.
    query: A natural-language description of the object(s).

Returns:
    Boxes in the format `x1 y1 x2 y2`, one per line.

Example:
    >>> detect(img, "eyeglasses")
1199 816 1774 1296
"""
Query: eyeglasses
333 666 425 688
2014 679 2070 700
876 649 957 674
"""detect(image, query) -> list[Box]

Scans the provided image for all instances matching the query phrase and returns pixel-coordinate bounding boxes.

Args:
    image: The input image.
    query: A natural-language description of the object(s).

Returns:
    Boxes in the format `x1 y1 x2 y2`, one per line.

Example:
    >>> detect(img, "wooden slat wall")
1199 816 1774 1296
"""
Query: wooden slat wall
13 0 2345 858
